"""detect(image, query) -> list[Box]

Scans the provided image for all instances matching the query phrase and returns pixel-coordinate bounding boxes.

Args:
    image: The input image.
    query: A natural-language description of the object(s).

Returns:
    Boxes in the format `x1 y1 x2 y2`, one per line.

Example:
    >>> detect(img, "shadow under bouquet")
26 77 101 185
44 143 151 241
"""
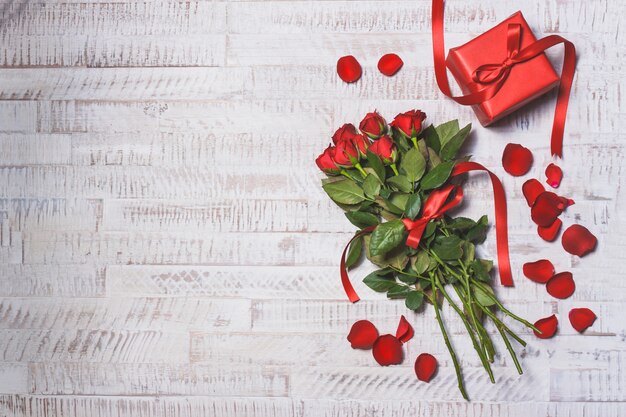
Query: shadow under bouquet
316 110 539 399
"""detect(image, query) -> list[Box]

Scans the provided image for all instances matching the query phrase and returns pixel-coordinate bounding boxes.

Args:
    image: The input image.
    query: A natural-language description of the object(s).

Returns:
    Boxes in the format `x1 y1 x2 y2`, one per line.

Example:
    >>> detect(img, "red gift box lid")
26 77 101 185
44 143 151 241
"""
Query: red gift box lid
446 11 560 126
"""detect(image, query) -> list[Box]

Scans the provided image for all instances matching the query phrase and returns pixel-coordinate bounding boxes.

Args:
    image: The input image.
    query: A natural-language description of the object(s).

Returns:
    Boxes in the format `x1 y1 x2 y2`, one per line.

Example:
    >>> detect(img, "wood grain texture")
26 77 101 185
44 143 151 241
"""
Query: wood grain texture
0 0 624 415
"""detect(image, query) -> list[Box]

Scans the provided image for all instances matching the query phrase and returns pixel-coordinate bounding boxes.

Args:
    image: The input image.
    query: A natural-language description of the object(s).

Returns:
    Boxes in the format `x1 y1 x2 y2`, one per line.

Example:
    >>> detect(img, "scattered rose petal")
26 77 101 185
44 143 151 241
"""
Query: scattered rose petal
569 308 597 333
337 55 362 83
347 320 379 349
372 334 404 366
533 314 558 339
378 53 404 76
545 163 563 188
546 272 575 299
522 179 546 207
502 143 533 176
395 315 414 344
562 225 597 257
559 196 575 208
523 259 555 283
531 192 565 227
538 218 562 242
414 353 438 382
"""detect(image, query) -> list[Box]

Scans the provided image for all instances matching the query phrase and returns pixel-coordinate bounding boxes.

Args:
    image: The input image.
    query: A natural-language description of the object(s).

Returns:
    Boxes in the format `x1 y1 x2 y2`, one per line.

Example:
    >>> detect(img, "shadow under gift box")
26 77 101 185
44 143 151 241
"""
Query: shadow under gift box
445 11 560 126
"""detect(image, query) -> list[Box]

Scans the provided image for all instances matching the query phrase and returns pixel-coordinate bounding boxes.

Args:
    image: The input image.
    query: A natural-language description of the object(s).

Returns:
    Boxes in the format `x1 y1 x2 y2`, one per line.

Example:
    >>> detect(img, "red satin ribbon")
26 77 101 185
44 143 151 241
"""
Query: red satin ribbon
339 161 513 303
432 0 576 157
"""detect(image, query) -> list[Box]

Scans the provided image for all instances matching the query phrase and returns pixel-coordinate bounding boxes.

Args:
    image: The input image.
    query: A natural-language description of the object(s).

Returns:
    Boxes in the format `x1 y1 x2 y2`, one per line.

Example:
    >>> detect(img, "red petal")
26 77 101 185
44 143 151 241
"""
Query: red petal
562 225 598 257
522 179 546 207
538 218 562 242
531 192 565 227
337 55 362 83
372 334 403 366
533 314 558 339
414 353 438 382
522 259 555 283
546 272 575 299
568 308 597 333
502 143 533 176
347 320 379 349
377 53 403 76
545 163 563 188
395 315 414 344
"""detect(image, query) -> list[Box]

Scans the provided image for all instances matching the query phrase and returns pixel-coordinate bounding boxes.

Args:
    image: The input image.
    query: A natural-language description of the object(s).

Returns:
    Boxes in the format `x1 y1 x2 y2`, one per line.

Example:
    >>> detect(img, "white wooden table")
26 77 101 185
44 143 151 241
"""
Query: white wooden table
0 0 624 416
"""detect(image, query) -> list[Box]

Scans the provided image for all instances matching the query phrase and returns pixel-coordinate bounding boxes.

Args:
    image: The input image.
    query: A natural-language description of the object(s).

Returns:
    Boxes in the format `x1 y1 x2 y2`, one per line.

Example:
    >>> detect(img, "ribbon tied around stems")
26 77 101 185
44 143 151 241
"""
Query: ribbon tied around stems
339 161 513 303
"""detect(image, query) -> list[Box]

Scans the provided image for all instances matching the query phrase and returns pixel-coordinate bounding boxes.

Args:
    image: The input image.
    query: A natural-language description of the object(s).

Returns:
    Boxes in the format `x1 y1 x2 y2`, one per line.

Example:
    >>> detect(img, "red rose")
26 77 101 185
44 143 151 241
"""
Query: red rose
332 139 359 168
352 134 371 157
390 110 427 138
315 145 341 175
359 111 387 139
332 123 358 144
368 136 397 164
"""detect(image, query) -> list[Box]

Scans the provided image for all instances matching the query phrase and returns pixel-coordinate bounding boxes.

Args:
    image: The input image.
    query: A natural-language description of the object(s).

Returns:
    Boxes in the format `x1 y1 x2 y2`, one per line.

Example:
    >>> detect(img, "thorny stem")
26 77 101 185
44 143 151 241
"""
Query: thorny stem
495 322 524 375
476 302 527 347
473 281 541 333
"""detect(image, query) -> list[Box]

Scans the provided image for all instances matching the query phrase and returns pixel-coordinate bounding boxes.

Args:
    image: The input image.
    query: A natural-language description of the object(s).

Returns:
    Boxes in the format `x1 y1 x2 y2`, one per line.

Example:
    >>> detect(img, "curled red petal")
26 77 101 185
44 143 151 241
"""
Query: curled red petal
372 334 403 366
347 320 379 349
522 179 546 207
569 308 597 333
502 143 533 176
414 353 438 382
545 163 563 188
395 315 414 344
562 224 597 257
546 272 575 299
523 259 555 284
337 55 362 83
531 192 565 227
533 314 558 339
538 218 562 242
377 53 403 76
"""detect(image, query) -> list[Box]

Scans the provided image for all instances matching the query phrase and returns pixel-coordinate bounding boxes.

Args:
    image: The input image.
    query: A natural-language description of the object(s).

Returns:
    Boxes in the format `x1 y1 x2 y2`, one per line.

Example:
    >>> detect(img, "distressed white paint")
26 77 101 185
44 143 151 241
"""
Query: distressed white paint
0 0 624 415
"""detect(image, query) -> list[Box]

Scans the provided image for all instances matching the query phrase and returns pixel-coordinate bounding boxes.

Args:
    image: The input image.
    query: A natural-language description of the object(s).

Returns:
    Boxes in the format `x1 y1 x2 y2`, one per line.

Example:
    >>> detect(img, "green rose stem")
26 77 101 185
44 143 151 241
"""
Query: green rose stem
339 169 356 181
354 162 368 178
475 301 527 346
390 163 400 176
411 137 419 149
473 281 541 333
495 323 524 375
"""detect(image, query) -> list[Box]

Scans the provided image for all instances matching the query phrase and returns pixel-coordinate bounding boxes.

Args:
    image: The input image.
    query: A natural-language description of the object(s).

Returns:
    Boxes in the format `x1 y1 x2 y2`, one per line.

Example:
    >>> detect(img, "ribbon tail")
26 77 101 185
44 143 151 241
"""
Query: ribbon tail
340 226 376 303
452 162 513 286
405 223 428 249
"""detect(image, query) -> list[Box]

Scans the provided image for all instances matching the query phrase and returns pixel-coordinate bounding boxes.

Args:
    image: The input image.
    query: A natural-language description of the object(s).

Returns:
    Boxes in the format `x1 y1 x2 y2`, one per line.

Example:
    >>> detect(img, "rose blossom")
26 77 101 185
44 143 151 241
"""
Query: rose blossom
368 135 397 165
359 111 387 139
332 139 359 168
315 145 341 175
332 123 358 144
390 110 426 138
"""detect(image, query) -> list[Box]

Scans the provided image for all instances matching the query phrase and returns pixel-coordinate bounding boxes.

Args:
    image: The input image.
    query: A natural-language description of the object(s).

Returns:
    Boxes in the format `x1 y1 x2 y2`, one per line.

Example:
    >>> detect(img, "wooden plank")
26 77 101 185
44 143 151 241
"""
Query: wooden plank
0 265 105 297
0 134 71 166
0 198 101 232
0 363 28 394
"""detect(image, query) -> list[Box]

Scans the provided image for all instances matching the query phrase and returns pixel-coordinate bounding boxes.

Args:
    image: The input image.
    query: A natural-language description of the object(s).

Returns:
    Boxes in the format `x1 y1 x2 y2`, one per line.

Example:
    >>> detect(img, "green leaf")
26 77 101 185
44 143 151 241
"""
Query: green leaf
427 147 442 168
400 147 426 182
412 250 430 274
404 193 422 220
462 241 475 264
405 291 424 310
446 217 477 231
473 283 496 307
465 215 489 243
345 211 380 229
387 284 410 299
398 274 417 285
436 119 460 147
363 270 397 292
369 219 406 257
322 179 366 205
362 174 381 198
472 258 491 282
422 125 441 153
345 236 363 269
389 193 409 211
375 196 403 215
431 235 463 260
366 151 386 182
387 175 412 193
420 161 455 190
440 123 471 161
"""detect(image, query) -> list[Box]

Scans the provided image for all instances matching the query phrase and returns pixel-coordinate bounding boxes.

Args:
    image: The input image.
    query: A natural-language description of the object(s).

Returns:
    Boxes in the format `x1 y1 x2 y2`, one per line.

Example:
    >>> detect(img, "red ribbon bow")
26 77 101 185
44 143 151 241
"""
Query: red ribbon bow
340 162 513 303
432 0 576 157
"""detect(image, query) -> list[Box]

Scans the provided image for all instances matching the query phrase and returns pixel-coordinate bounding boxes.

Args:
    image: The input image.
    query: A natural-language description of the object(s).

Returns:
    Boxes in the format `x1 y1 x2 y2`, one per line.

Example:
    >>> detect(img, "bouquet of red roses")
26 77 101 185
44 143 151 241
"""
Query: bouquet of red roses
316 109 539 399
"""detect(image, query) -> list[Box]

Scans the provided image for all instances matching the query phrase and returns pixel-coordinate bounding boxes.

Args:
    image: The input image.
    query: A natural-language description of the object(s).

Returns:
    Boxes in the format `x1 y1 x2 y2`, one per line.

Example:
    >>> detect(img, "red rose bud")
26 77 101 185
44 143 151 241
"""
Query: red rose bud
372 334 403 366
352 134 371 158
395 315 414 344
502 143 533 176
336 55 362 83
390 110 427 138
538 218 562 242
522 179 545 207
545 163 563 188
531 192 566 227
569 308 597 333
332 123 358 145
368 135 397 164
332 139 359 168
562 224 597 257
347 320 379 349
534 314 558 339
546 271 575 299
414 353 438 382
523 259 555 284
315 145 341 175
359 111 387 139
378 53 404 76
